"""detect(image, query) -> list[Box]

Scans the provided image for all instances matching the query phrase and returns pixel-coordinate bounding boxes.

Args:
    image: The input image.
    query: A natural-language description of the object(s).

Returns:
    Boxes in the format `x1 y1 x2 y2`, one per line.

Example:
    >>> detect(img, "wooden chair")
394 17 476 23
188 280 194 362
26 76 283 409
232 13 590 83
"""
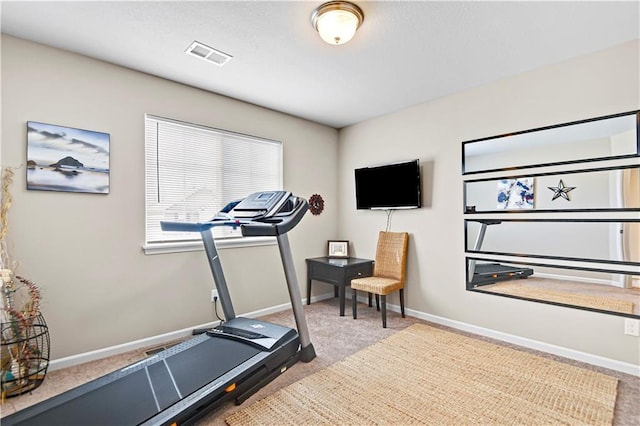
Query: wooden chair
351 231 409 328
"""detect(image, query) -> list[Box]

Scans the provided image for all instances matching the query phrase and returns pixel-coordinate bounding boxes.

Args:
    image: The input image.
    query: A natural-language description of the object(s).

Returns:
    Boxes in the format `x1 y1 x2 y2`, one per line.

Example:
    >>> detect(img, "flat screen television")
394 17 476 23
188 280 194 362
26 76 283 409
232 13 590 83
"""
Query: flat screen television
355 160 421 210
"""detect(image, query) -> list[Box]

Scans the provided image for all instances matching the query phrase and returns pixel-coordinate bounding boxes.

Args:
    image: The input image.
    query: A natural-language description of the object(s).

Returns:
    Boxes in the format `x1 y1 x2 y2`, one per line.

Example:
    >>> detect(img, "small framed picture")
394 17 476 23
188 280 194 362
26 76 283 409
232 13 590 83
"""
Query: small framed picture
328 240 349 258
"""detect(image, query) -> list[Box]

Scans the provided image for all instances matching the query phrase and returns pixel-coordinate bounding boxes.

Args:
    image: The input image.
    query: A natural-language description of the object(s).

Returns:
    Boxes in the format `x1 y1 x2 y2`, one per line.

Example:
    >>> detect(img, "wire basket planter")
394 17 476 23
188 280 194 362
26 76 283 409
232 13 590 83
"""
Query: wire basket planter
1 311 50 398
0 167 50 399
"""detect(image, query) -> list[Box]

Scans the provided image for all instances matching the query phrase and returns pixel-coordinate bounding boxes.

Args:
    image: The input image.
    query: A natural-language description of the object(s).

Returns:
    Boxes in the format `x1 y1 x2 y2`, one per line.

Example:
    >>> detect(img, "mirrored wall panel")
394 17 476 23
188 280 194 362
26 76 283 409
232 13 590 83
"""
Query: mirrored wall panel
466 258 639 318
465 219 640 265
462 111 639 174
464 166 640 213
463 110 640 318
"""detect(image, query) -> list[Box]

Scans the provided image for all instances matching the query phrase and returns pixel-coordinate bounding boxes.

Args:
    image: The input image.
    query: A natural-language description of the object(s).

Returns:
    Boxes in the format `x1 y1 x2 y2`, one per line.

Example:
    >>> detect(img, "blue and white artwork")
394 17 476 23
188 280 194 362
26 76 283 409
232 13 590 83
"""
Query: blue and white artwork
497 178 534 209
26 121 110 194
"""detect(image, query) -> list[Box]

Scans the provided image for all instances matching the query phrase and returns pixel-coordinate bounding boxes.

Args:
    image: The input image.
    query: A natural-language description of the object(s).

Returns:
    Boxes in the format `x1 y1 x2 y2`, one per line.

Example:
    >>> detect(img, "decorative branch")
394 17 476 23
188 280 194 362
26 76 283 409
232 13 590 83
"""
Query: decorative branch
0 167 16 271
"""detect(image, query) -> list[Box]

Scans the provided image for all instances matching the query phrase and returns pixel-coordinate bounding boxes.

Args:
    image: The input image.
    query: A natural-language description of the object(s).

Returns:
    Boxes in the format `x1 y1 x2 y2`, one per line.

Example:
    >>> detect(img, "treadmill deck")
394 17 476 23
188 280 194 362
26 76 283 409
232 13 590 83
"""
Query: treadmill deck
4 332 299 426
471 263 534 286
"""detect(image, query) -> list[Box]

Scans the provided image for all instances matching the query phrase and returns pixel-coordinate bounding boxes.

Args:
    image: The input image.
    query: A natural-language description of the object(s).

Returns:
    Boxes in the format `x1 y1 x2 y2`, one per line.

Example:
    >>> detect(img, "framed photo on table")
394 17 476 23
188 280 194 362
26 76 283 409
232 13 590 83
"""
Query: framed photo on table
328 240 349 258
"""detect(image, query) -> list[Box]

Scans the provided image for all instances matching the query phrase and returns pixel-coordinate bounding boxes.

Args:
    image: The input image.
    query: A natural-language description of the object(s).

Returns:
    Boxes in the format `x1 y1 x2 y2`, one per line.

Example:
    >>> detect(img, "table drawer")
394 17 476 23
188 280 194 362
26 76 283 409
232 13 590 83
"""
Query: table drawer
308 263 342 283
345 262 373 281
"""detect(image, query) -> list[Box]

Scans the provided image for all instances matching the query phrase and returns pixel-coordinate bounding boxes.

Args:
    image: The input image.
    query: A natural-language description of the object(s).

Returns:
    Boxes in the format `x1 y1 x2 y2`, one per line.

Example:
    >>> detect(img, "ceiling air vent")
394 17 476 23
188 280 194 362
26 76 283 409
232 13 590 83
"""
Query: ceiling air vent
185 41 232 66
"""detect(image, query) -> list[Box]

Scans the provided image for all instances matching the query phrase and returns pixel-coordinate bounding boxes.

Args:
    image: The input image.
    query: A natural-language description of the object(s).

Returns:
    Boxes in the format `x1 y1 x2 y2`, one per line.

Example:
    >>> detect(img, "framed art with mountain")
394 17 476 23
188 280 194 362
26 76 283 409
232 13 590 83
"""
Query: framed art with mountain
26 121 110 194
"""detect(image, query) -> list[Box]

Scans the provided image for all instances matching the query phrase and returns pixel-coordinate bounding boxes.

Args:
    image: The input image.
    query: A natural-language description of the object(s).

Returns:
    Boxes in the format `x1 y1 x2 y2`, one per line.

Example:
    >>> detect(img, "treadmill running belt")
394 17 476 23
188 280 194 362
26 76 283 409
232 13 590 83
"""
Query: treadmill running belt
19 369 158 426
7 336 262 426
166 336 260 397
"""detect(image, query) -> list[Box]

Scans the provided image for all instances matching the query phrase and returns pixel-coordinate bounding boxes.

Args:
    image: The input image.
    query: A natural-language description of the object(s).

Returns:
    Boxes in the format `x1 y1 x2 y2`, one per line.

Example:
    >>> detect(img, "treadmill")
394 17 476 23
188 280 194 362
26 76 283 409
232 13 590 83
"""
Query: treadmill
467 219 534 286
3 190 316 426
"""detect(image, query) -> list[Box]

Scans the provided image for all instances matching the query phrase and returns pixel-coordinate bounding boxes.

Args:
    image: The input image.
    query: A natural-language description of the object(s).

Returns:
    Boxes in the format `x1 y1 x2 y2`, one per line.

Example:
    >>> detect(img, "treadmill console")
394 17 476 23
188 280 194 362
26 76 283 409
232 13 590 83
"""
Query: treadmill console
162 190 307 237
230 191 308 237
228 191 290 219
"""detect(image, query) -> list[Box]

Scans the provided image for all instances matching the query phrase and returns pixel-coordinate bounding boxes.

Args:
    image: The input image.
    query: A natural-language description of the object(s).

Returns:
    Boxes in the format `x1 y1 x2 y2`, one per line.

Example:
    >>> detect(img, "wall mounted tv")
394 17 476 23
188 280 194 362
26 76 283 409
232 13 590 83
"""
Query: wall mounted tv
355 159 421 210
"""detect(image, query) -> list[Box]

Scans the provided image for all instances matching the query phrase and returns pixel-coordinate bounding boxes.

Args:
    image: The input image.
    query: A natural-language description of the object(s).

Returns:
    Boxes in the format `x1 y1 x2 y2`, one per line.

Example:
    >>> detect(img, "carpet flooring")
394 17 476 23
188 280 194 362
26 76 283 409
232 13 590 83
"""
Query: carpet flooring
483 281 635 315
481 278 640 316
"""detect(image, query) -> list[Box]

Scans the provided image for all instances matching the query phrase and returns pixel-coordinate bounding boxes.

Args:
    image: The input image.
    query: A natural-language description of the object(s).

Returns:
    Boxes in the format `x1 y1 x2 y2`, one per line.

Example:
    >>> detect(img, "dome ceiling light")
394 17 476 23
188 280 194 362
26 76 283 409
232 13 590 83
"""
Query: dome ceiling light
311 1 364 46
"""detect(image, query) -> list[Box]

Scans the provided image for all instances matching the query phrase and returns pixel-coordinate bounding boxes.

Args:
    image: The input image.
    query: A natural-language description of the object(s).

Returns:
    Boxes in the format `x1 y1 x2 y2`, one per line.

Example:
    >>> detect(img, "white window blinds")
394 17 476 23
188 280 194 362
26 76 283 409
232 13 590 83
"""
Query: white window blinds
144 114 282 249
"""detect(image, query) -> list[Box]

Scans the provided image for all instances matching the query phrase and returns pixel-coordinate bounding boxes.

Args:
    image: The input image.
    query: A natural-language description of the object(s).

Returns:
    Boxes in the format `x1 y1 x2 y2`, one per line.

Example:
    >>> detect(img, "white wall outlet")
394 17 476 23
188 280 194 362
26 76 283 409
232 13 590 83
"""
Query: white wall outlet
211 289 218 303
624 318 640 336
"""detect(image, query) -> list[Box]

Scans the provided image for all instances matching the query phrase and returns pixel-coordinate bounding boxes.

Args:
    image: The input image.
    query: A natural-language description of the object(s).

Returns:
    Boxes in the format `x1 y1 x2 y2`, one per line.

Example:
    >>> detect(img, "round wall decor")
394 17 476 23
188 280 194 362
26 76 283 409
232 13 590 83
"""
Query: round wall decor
309 194 324 215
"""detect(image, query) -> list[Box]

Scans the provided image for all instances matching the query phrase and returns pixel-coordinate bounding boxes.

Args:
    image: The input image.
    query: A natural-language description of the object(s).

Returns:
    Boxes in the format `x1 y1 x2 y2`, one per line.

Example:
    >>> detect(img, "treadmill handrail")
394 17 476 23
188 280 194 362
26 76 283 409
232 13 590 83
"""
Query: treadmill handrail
160 194 308 237
160 219 247 233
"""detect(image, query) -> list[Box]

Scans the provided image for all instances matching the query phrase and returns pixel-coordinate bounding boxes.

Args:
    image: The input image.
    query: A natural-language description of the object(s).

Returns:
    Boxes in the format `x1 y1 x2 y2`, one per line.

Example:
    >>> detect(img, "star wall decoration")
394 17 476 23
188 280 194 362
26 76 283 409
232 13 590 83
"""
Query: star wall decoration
547 179 576 201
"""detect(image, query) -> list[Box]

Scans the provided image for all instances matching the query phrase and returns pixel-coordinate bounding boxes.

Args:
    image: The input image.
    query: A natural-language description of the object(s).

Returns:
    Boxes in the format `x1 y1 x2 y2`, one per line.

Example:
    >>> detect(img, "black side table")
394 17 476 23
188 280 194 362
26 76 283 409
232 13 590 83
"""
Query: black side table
306 257 374 316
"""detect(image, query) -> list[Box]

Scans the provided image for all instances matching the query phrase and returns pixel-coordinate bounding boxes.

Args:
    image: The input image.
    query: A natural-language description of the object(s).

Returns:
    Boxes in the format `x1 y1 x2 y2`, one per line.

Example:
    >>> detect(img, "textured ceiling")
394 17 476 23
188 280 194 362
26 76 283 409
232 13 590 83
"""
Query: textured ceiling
1 1 638 128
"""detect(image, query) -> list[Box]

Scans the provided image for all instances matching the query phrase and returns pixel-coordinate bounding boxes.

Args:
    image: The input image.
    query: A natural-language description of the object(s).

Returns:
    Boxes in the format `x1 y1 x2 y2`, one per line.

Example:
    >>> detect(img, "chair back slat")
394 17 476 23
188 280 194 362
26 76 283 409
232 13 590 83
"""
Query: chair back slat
373 231 409 282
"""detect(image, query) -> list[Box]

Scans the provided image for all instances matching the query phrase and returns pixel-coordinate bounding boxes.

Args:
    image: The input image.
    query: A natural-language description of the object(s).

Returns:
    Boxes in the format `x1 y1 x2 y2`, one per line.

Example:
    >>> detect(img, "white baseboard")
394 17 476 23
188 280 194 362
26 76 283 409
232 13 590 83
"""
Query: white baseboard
50 292 639 377
349 294 639 376
49 320 219 371
400 305 639 377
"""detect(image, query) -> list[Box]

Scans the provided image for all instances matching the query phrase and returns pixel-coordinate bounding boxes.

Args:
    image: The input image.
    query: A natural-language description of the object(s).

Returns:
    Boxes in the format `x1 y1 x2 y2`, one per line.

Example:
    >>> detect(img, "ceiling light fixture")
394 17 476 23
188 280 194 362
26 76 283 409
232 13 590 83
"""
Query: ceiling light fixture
311 1 364 46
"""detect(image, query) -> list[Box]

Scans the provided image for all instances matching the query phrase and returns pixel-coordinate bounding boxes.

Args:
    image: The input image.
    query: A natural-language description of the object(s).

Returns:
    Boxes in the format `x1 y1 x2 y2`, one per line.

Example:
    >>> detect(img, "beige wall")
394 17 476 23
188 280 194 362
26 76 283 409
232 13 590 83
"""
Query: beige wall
338 40 640 365
1 35 339 359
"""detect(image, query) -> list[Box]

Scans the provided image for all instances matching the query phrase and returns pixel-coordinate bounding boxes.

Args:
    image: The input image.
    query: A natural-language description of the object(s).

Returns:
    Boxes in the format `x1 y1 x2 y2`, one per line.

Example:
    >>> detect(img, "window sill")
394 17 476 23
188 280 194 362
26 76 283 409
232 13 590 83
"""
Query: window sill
143 236 277 255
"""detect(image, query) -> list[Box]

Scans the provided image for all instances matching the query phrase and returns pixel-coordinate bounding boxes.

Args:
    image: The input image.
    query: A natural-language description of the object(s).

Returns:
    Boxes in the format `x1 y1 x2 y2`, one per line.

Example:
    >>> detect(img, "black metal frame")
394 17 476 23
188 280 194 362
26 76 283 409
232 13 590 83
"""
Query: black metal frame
461 110 639 175
462 110 640 319
463 164 640 214
464 218 640 267
465 257 640 319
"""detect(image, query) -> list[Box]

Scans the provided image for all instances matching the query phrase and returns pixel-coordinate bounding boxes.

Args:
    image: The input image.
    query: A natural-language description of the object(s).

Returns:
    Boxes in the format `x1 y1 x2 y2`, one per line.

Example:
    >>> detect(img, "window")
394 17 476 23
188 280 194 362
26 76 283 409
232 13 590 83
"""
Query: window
144 114 282 254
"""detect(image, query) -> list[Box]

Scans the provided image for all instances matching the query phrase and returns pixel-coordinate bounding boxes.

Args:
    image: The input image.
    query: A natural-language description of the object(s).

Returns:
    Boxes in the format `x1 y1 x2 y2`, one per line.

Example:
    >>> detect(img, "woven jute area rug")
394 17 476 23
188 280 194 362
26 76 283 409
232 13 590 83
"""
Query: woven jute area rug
484 282 634 315
226 323 618 425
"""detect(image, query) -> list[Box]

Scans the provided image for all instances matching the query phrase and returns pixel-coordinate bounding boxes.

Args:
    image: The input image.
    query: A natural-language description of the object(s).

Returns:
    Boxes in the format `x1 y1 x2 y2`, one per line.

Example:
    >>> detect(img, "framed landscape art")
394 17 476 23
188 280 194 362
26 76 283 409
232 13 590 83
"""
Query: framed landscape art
26 121 110 194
